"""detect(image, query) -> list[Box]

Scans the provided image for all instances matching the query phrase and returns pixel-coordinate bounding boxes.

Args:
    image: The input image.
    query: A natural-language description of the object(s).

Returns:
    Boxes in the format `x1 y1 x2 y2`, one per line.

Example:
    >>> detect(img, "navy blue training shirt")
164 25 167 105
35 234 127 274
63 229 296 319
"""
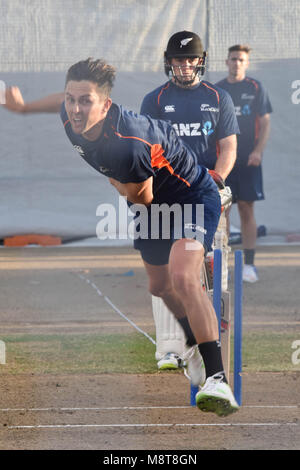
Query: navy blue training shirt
60 102 208 204
140 80 239 170
216 77 272 165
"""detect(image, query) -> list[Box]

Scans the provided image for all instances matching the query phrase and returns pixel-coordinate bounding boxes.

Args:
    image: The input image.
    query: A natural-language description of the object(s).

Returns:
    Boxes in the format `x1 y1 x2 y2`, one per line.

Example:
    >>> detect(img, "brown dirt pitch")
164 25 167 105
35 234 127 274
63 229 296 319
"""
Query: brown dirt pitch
0 244 299 450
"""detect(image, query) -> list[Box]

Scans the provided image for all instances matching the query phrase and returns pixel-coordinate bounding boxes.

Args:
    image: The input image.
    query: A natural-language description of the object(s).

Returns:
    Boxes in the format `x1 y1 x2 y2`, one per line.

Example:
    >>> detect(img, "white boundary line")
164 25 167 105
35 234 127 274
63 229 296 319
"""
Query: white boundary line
7 423 298 429
0 405 298 412
76 272 156 345
3 405 298 430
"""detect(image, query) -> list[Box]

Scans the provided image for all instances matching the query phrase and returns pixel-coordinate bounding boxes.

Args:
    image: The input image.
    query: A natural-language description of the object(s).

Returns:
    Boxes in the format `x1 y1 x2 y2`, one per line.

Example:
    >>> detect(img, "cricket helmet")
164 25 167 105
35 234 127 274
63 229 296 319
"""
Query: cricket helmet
164 31 206 84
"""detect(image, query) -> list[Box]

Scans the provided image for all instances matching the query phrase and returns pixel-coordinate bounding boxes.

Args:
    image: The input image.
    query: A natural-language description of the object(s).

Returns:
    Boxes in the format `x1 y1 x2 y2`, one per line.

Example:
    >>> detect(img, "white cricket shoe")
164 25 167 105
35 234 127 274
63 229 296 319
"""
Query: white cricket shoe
196 373 239 417
243 264 258 283
183 346 206 387
157 352 182 370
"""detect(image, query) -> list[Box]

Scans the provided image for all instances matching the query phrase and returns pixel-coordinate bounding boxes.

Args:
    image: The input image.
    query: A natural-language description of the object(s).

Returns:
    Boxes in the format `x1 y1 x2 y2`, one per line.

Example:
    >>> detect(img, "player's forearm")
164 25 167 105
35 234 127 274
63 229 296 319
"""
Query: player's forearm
214 135 237 180
128 193 154 205
253 115 271 153
23 93 65 113
109 177 154 206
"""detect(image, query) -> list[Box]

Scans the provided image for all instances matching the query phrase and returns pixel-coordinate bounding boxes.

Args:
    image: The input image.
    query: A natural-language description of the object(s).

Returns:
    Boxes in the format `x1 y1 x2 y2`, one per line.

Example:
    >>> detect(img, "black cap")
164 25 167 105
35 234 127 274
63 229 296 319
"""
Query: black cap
165 31 203 58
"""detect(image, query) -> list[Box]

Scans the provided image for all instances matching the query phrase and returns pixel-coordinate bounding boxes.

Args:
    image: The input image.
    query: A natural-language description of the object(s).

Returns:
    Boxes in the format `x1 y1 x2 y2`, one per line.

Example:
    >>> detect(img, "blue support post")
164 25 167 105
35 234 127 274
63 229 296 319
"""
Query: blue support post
234 250 243 406
213 249 222 340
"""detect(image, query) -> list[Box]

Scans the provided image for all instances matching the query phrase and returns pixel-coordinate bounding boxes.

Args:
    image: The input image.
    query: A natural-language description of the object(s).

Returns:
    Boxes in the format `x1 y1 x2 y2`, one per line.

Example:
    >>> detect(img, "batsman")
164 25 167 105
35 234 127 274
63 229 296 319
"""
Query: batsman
140 31 239 376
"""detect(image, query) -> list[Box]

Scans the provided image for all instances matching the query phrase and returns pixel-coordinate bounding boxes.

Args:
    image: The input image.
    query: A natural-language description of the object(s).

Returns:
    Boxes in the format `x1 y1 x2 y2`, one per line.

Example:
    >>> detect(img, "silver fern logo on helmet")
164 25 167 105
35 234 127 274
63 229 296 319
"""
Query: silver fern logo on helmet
180 38 193 47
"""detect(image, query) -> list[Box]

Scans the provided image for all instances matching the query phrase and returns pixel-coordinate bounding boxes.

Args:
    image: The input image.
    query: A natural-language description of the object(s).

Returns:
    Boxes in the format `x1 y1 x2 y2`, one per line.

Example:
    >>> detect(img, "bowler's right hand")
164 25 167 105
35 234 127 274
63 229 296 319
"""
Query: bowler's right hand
4 86 25 113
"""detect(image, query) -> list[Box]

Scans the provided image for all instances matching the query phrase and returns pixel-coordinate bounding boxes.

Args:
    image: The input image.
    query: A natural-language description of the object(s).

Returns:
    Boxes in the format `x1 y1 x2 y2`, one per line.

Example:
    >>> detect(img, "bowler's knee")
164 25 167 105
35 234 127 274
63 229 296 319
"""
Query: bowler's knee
170 269 200 297
148 278 172 298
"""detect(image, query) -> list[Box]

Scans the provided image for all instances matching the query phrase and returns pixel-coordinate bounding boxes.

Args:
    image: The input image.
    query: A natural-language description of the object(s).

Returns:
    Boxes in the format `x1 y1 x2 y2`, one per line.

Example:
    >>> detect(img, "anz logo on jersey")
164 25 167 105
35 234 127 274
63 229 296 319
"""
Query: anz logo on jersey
172 122 201 136
172 121 214 137
234 105 251 116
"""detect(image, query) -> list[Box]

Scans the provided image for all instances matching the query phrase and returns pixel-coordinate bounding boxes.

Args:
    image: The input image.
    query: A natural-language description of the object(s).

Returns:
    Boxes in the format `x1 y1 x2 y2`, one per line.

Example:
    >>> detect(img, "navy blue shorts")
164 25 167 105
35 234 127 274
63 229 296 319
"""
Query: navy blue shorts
226 163 264 203
133 170 221 266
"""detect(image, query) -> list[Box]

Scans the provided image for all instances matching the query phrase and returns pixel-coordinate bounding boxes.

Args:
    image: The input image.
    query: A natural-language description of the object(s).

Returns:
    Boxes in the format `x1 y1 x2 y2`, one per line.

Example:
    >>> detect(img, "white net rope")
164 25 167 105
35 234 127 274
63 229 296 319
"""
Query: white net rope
208 0 300 71
0 0 207 72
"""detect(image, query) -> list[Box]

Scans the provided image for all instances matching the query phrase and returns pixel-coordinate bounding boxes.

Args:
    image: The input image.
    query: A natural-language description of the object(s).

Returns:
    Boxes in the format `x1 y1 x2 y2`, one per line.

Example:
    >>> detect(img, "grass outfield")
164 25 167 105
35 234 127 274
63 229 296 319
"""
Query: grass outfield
1 331 299 374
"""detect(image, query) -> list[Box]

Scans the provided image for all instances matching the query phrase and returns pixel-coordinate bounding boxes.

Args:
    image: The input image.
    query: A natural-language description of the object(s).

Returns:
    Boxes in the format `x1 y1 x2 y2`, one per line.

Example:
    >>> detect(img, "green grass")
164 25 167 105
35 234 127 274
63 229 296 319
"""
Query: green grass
234 331 300 372
0 331 299 375
0 333 157 375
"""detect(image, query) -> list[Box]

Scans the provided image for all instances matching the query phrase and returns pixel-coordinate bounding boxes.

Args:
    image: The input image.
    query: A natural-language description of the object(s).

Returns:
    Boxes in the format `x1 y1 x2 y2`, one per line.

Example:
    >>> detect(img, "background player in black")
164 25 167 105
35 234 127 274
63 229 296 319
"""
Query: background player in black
217 45 272 283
